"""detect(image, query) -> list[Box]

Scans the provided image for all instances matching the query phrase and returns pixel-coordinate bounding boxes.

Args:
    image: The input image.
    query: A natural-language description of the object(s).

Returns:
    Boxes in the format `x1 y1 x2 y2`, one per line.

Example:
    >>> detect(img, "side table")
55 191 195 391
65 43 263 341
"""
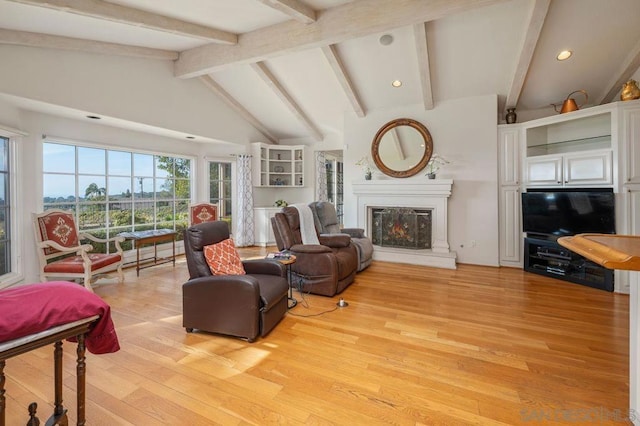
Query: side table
118 229 177 276
274 255 297 308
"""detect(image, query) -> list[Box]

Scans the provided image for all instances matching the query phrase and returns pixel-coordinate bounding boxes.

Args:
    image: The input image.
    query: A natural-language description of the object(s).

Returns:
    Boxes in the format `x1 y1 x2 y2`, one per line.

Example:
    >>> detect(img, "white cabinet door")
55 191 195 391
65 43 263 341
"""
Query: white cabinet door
525 155 563 186
623 108 640 184
499 186 521 265
498 127 520 186
564 150 612 186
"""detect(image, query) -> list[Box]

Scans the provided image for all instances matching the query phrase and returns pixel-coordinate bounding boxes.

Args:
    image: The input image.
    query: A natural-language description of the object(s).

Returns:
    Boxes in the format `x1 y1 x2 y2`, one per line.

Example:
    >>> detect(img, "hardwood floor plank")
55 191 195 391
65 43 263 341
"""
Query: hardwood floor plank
1 254 631 425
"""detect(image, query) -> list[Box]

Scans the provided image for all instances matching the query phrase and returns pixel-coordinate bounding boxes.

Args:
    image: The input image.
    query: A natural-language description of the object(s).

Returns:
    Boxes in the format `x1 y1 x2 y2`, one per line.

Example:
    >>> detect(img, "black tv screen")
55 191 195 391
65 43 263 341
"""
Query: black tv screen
521 189 615 237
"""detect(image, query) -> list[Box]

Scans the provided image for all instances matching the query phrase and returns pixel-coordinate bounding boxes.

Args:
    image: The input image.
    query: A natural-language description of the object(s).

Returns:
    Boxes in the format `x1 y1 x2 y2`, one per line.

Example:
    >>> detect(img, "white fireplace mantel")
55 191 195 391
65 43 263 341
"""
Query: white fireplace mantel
352 179 456 269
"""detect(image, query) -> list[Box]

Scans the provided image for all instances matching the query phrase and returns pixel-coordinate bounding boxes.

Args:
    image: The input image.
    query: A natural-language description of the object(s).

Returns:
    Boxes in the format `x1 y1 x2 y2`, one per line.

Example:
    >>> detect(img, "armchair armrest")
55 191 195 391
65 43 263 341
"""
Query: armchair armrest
183 275 261 298
80 233 124 254
243 259 286 277
38 240 93 256
318 234 351 248
289 244 332 254
340 228 365 238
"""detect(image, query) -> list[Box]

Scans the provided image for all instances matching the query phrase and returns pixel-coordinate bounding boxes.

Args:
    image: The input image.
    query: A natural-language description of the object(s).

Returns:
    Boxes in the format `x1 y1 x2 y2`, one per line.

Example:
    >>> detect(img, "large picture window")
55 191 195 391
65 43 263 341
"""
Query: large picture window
43 142 192 250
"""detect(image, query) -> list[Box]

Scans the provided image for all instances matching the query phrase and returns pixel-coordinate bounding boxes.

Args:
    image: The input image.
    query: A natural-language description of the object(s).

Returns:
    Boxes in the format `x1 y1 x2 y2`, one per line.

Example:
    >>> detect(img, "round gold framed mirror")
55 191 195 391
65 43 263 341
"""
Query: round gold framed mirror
371 118 433 178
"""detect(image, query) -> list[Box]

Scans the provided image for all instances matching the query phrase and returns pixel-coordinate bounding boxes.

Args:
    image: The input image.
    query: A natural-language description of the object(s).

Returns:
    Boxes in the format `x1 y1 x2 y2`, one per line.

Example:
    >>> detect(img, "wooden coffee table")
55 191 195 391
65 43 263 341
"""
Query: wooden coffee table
118 229 177 276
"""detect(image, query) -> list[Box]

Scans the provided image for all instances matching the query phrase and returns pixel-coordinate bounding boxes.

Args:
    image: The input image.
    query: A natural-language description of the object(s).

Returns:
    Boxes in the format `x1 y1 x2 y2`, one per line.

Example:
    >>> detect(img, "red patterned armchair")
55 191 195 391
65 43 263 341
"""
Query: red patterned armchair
32 209 125 291
189 203 218 225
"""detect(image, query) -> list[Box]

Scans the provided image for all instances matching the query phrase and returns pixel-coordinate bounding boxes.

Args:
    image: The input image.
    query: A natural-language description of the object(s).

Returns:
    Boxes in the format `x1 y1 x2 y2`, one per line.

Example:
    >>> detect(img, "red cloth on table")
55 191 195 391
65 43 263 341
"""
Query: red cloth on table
0 281 120 354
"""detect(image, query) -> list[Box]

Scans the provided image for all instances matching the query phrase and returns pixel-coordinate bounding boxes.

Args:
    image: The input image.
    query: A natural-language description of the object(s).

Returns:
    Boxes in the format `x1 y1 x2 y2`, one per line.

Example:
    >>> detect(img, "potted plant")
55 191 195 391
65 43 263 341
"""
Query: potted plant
274 199 288 207
356 156 373 180
425 154 449 179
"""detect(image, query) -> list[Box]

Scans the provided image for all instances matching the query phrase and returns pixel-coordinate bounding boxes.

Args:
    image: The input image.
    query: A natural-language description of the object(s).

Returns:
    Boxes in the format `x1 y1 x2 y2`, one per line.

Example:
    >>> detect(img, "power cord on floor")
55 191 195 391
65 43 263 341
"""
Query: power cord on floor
287 274 341 317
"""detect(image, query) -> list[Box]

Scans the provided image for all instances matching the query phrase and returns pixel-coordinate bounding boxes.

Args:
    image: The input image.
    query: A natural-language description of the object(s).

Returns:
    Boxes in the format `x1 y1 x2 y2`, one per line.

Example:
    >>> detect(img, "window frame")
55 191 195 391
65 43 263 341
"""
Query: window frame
0 128 23 287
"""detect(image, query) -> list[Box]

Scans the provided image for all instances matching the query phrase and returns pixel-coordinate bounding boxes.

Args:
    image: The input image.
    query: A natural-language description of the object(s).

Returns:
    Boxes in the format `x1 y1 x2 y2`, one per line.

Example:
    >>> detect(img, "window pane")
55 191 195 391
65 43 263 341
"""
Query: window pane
134 177 153 199
210 182 220 199
175 179 190 199
0 207 7 239
156 201 174 224
155 178 172 199
109 202 132 228
0 241 8 276
79 176 106 201
223 181 231 195
43 174 75 203
155 156 173 178
0 139 7 171
108 176 132 201
43 143 75 173
133 201 154 228
0 174 6 206
134 153 154 177
209 162 219 176
78 147 105 175
222 163 232 178
175 158 190 178
108 150 132 176
78 203 106 230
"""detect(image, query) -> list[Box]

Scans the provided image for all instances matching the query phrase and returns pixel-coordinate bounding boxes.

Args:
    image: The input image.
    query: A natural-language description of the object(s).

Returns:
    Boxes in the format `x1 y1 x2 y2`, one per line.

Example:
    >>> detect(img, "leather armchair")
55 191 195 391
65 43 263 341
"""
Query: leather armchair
271 206 358 297
309 201 373 271
183 221 289 342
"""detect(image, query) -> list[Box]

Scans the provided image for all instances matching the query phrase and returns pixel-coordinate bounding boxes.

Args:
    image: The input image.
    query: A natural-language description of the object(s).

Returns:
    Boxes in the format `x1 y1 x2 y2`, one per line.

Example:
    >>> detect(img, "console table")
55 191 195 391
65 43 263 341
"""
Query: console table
558 234 640 425
0 315 99 426
119 229 177 276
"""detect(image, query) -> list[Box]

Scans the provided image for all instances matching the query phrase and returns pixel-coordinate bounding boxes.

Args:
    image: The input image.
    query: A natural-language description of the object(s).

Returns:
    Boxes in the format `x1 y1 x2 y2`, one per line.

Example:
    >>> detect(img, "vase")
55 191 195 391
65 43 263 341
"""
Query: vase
427 173 436 180
505 108 517 124
621 79 640 101
364 171 372 180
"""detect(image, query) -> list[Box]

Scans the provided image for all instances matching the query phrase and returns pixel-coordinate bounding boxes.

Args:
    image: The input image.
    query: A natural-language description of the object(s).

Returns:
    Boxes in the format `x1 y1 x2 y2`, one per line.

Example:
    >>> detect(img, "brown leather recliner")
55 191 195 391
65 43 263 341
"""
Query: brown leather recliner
183 221 289 342
271 206 358 297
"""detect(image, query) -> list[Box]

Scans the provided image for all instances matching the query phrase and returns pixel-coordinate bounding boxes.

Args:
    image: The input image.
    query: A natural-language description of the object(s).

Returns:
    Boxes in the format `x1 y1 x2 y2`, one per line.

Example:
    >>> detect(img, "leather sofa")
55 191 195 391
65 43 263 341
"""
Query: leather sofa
271 206 358 296
309 201 373 271
182 221 289 342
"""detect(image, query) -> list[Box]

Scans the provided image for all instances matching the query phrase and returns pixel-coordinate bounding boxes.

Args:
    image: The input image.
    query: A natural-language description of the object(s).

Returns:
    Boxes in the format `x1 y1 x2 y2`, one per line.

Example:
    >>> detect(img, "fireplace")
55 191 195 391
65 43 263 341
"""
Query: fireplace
352 179 456 269
371 207 432 249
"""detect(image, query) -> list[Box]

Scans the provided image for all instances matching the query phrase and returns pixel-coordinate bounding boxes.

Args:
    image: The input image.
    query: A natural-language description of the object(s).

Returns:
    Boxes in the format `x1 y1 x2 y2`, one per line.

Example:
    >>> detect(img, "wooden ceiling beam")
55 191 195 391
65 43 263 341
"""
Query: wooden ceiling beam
176 0 508 78
504 0 550 111
600 38 640 104
199 76 279 144
251 62 323 142
256 0 316 24
5 0 237 44
413 22 434 110
0 28 178 60
321 44 365 117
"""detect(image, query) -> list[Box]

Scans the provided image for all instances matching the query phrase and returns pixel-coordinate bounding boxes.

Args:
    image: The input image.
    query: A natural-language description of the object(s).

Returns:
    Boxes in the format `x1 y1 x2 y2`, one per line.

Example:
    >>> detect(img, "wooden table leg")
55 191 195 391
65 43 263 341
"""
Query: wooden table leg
76 334 87 426
47 340 68 426
0 359 5 426
136 243 140 277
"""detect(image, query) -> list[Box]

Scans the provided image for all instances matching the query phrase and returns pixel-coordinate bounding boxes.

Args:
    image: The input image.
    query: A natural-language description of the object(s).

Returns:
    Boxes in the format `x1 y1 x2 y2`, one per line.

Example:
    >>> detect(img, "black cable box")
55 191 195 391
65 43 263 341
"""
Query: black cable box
536 246 571 260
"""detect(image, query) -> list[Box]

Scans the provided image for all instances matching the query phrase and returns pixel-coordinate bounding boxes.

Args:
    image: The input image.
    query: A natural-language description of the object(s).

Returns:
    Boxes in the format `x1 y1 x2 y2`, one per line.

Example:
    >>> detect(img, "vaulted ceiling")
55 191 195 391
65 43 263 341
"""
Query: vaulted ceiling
1 0 640 144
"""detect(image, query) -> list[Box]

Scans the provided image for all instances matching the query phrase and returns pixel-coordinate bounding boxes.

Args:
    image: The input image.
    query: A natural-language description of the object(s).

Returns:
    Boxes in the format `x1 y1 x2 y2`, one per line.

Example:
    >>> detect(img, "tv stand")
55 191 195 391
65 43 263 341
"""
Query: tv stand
524 237 613 291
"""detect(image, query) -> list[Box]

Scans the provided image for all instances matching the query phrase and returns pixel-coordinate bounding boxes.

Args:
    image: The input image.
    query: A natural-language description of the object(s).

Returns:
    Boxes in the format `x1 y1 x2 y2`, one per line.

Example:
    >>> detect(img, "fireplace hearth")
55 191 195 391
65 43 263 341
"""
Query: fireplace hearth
371 207 432 249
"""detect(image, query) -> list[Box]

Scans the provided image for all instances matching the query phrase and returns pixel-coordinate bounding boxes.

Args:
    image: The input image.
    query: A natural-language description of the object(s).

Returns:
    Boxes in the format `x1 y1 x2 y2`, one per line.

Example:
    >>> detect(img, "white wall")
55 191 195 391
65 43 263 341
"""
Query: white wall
343 95 500 266
0 45 265 144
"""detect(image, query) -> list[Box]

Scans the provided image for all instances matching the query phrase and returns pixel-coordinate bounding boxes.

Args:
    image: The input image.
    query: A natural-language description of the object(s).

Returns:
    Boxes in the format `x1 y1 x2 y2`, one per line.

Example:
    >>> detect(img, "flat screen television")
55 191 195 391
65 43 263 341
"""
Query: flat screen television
521 189 615 238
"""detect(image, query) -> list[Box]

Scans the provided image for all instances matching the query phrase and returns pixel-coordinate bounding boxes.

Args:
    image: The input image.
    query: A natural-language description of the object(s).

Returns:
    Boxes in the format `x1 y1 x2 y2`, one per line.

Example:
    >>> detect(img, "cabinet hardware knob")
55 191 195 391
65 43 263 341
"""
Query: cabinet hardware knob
564 181 568 183
557 181 561 184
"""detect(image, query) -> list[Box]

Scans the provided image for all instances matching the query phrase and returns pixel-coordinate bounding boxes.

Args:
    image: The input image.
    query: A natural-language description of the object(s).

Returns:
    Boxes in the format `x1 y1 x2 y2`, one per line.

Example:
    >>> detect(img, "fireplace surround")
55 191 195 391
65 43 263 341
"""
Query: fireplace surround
352 179 456 269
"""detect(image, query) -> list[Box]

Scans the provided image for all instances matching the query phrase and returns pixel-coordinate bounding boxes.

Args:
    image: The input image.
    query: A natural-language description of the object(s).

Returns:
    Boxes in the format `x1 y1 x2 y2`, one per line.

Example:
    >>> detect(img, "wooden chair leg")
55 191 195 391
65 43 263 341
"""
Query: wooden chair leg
47 341 68 426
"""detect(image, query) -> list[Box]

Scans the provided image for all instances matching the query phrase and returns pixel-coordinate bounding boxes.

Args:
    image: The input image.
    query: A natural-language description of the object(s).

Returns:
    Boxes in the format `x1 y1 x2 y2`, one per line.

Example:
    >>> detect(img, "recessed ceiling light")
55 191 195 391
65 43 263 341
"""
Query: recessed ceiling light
557 50 572 61
379 34 394 46
391 80 402 88
86 115 101 120
186 136 195 140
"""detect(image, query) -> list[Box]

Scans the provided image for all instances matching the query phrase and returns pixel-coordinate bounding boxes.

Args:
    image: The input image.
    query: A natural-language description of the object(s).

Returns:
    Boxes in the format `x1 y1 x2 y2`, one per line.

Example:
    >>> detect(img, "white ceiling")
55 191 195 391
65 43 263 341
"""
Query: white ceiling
1 0 639 144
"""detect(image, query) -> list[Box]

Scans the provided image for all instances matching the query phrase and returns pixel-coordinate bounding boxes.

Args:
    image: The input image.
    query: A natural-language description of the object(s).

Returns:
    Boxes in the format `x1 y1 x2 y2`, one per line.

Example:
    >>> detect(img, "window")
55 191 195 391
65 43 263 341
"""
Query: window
0 137 10 276
208 161 232 229
326 157 344 225
43 142 192 250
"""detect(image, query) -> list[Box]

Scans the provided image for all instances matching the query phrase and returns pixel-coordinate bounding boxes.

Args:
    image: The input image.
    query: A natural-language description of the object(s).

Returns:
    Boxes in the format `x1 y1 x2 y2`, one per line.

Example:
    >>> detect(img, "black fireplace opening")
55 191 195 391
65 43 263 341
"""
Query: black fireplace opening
371 207 432 249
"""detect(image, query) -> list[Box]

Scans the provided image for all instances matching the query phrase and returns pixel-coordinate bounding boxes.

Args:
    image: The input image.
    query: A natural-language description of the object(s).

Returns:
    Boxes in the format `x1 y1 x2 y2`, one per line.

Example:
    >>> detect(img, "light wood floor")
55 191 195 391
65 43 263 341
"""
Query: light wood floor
3 250 631 425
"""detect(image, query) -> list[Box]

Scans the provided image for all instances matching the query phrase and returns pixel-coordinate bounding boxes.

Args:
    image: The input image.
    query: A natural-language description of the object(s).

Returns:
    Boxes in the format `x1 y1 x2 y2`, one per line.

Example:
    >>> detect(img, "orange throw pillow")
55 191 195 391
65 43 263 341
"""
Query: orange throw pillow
203 238 246 275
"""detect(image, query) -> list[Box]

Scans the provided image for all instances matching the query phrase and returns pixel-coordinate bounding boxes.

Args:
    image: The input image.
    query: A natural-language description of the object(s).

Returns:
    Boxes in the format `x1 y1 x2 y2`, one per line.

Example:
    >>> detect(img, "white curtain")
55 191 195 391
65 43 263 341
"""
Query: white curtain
235 154 255 247
315 151 328 202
